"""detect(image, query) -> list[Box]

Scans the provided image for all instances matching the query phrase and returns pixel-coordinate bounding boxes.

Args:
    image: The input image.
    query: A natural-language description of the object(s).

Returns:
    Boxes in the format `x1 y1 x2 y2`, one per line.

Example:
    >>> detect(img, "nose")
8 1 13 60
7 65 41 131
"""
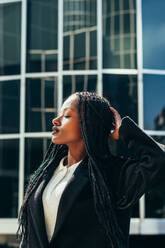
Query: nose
52 116 61 126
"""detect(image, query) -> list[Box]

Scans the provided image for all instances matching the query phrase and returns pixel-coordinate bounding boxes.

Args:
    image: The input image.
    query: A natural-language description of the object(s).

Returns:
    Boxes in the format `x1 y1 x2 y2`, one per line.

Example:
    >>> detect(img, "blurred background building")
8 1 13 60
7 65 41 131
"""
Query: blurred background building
0 0 165 247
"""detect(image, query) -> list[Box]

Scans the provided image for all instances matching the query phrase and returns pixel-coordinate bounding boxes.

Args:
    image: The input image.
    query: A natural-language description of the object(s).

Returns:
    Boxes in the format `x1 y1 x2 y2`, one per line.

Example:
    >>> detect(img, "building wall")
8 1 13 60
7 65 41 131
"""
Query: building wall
0 0 165 247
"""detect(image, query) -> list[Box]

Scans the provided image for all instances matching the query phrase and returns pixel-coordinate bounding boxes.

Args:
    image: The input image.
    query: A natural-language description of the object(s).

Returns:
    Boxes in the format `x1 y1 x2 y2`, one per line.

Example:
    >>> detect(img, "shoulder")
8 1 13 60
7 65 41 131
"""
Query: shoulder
103 154 127 177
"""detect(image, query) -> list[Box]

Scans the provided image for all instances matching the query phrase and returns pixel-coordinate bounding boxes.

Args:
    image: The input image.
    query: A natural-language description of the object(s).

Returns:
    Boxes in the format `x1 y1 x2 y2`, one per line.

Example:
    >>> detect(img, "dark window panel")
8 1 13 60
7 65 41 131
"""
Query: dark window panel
0 3 21 75
0 139 19 218
25 138 51 187
90 30 97 69
44 80 57 108
103 74 137 121
0 81 20 134
124 54 131 69
114 38 120 51
130 236 165 248
26 111 42 133
74 33 86 70
105 74 137 159
124 14 130 34
114 15 119 35
45 54 58 72
46 112 55 131
27 0 58 72
63 0 97 70
114 0 119 11
63 75 97 101
124 37 131 50
142 0 165 69
63 36 70 70
123 0 129 10
106 1 111 13
63 76 72 100
103 0 137 69
105 17 111 36
145 135 165 218
26 78 57 132
143 74 165 131
131 202 139 218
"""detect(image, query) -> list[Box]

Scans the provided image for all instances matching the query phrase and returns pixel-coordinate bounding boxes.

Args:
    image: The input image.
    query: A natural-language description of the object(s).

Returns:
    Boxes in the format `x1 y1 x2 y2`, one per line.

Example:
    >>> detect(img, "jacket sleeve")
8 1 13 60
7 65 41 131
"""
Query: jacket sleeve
115 116 165 210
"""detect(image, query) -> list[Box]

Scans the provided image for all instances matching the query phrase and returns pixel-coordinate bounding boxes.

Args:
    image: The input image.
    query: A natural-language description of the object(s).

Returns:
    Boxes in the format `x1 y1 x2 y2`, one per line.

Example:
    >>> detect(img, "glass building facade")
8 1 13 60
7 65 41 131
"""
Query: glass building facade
0 0 165 246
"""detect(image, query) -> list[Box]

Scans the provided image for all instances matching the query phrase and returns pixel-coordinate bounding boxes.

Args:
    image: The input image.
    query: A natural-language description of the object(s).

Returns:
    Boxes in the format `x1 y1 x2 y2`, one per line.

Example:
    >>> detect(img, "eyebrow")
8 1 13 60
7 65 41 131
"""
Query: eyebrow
62 107 74 111
60 107 75 114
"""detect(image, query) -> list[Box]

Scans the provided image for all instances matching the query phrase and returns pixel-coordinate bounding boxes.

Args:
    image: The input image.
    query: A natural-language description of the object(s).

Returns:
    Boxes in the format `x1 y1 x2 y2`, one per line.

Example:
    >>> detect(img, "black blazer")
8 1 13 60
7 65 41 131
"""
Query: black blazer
19 117 165 248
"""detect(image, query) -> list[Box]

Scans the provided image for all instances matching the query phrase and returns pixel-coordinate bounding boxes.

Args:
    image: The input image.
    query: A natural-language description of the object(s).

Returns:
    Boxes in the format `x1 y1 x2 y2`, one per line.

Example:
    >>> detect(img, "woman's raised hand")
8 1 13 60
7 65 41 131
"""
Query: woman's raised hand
109 107 122 140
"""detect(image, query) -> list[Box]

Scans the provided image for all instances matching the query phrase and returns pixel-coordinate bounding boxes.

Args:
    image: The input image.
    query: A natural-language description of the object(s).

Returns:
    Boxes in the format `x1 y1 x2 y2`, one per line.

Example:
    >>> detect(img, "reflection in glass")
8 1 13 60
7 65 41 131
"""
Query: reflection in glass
63 75 97 100
63 0 97 70
26 78 57 132
145 135 165 218
25 138 51 186
0 139 19 217
0 3 21 75
0 81 20 133
143 74 165 130
142 0 165 69
27 0 58 72
103 0 136 69
103 74 137 121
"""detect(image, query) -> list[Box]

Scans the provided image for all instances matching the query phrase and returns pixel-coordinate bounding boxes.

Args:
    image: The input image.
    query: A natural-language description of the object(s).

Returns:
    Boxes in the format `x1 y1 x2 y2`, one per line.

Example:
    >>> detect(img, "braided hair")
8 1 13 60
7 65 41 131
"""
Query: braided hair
17 91 124 247
76 92 124 247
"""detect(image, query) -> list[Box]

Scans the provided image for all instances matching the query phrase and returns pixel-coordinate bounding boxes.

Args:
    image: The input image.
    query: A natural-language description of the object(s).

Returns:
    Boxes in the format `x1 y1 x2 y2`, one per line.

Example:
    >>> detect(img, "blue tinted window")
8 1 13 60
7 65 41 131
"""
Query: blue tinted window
63 75 97 101
142 0 165 69
0 81 20 133
143 74 165 130
26 78 57 132
63 0 97 70
25 138 50 185
103 74 137 122
27 0 58 72
0 139 19 217
0 3 21 75
103 0 137 69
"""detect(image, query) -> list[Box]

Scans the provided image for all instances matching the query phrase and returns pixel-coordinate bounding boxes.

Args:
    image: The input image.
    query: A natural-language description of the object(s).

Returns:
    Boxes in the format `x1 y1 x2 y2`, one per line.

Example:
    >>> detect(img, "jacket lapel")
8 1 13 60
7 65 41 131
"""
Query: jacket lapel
28 151 67 248
29 176 50 248
49 157 89 245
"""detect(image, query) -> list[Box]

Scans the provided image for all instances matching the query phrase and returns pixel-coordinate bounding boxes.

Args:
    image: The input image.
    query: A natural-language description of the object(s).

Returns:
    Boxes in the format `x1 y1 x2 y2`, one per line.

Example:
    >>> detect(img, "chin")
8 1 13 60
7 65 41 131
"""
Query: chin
52 136 67 145
52 137 61 144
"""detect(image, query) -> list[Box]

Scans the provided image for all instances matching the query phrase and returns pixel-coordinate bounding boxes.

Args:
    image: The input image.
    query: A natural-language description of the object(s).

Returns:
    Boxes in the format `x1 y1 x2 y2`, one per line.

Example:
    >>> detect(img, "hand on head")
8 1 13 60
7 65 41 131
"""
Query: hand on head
109 107 122 140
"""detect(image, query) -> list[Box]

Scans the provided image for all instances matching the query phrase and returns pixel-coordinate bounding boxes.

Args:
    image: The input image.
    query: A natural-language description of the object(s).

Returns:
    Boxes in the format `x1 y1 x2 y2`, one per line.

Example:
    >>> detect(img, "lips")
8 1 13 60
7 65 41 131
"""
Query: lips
52 126 60 135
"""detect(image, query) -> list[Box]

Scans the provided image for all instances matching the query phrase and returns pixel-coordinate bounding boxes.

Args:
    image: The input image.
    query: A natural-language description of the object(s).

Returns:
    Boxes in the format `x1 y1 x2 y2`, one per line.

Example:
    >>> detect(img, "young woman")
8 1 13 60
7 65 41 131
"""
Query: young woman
18 91 165 248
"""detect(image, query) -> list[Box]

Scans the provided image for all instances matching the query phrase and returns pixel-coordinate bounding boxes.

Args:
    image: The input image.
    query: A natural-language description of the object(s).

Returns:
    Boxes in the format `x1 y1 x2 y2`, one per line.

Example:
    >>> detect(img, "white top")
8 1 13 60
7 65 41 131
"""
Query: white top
42 156 82 242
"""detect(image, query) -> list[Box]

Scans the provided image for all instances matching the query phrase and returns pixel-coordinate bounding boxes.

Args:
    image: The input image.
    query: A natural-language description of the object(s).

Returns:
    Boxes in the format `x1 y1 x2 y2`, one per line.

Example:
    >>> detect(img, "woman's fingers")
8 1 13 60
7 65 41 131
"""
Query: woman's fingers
110 107 122 128
109 107 122 140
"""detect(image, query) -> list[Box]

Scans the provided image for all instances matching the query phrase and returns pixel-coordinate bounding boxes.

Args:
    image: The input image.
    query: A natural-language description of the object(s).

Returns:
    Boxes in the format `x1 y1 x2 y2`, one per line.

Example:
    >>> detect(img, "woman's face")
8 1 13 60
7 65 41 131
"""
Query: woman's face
52 95 83 145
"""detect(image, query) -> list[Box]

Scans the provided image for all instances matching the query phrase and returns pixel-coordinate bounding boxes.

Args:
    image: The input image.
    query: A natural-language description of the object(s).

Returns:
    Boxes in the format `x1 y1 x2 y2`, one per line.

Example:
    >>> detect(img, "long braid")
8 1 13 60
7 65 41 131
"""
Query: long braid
76 92 124 248
17 143 68 241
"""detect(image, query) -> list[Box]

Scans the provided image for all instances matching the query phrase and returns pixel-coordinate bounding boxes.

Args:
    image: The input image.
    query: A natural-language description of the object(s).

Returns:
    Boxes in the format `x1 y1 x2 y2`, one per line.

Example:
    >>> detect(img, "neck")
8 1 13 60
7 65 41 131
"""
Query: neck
66 141 86 168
